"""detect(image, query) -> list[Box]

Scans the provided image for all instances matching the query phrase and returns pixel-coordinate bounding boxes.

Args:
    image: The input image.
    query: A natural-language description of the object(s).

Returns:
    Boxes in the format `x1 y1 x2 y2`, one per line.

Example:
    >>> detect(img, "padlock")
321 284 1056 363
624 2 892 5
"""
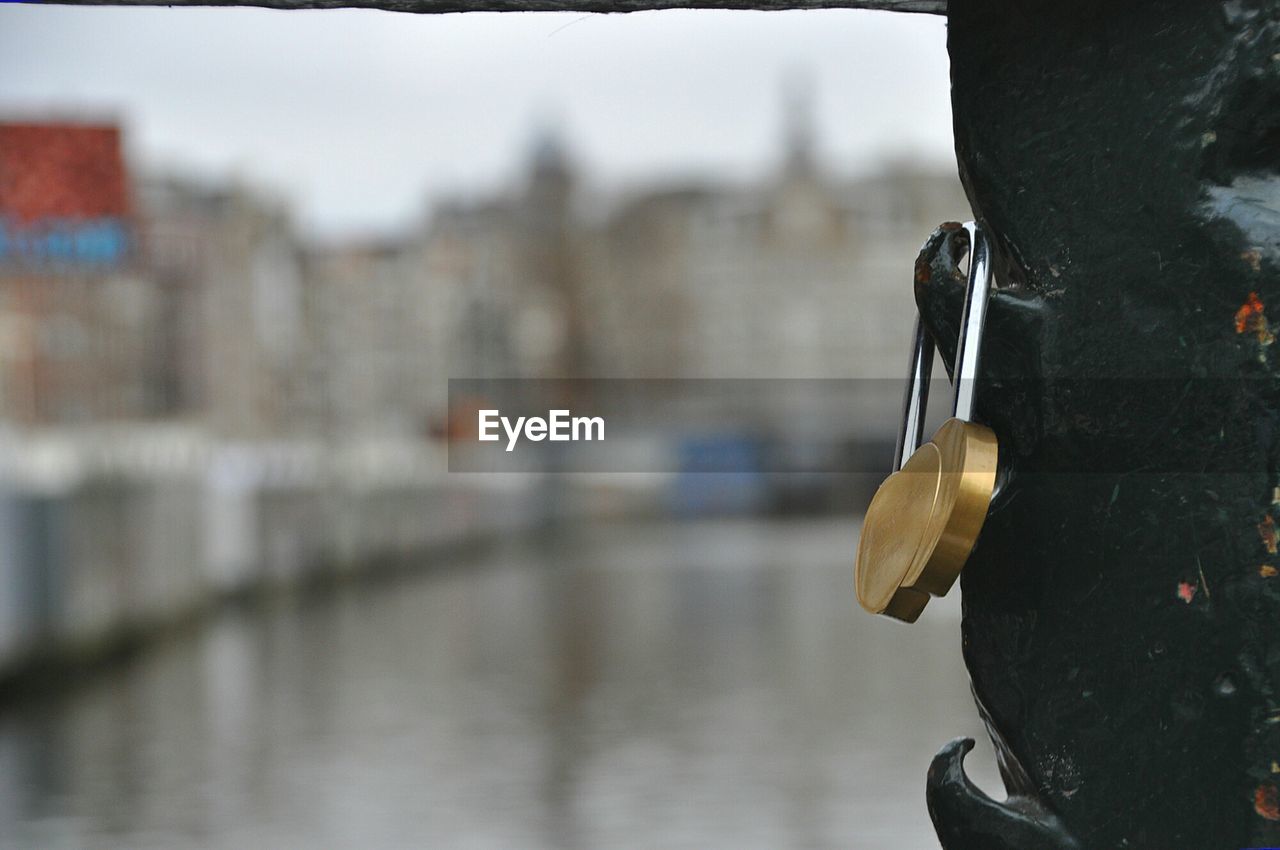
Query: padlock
855 222 999 623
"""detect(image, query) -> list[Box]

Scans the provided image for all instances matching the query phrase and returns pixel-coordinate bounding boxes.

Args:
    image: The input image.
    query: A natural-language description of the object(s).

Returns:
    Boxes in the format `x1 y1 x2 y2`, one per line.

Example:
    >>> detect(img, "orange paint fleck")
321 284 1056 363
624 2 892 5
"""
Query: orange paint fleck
1262 565 1278 578
1236 292 1275 344
914 259 931 285
1177 581 1197 603
1238 292 1265 332
1261 515 1279 555
1257 784 1280 821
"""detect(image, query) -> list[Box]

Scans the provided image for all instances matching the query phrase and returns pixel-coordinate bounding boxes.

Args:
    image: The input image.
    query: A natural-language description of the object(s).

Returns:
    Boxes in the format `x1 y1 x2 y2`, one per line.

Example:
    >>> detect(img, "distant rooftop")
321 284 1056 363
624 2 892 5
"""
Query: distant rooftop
0 122 131 224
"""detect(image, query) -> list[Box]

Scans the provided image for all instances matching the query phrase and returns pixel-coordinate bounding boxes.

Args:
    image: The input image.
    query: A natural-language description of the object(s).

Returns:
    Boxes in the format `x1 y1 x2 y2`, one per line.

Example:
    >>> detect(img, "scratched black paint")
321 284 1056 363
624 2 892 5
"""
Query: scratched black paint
918 2 1280 847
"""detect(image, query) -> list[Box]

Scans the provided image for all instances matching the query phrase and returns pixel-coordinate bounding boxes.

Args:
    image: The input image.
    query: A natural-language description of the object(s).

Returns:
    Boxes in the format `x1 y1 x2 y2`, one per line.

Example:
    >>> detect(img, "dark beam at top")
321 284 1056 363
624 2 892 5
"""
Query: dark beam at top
32 0 945 13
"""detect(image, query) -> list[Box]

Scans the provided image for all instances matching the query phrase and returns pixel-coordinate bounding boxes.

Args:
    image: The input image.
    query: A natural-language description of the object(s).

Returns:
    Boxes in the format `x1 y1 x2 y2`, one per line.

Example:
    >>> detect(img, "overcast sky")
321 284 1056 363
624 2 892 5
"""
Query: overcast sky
0 6 953 239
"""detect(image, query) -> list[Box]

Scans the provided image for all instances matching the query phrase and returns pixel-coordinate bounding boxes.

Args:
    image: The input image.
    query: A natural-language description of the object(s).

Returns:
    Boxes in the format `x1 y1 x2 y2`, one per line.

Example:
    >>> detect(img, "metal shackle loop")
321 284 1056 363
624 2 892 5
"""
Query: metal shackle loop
953 221 993 422
893 222 994 471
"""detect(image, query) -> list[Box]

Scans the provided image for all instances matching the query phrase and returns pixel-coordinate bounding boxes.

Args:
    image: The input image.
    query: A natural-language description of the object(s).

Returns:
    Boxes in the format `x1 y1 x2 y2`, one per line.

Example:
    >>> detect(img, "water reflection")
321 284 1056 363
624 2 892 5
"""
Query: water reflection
0 518 999 849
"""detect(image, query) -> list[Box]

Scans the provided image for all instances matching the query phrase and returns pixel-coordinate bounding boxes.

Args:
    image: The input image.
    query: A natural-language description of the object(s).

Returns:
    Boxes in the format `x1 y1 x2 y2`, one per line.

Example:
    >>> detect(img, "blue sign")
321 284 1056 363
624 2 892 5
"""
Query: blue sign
0 218 129 269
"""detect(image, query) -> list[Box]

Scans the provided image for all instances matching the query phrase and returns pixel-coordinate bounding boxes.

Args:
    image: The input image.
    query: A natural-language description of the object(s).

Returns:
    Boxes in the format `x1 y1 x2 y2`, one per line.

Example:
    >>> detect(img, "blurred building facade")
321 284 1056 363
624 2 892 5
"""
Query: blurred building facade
138 176 311 438
586 141 966 380
0 106 967 438
0 123 159 425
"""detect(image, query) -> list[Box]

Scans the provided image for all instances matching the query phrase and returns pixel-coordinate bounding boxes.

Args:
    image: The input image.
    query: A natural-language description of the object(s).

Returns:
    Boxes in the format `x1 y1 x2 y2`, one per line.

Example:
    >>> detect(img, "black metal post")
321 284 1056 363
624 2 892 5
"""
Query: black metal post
918 2 1280 846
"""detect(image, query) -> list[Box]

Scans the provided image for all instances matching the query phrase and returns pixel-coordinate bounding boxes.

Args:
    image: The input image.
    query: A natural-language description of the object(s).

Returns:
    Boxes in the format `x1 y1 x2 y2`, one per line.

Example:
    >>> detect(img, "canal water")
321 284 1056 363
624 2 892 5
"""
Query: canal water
0 518 1000 849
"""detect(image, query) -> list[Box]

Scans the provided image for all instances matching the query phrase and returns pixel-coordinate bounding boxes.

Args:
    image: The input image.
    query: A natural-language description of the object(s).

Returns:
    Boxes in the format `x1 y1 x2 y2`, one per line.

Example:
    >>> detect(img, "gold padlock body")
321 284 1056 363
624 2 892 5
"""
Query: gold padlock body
855 418 998 622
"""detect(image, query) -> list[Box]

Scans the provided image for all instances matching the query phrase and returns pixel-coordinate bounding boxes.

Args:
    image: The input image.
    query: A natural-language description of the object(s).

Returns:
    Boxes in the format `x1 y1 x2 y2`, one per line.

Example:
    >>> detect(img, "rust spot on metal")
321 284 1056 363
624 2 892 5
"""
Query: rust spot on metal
1256 784 1280 820
1235 292 1262 332
1260 514 1278 555
1262 565 1278 578
939 221 963 232
1236 292 1274 344
1177 581 1197 603
915 258 931 285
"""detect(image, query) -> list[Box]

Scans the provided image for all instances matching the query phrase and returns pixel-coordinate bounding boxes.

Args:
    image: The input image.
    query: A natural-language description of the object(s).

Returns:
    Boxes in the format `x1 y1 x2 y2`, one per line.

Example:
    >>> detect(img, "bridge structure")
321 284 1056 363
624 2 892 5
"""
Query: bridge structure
11 1 1280 847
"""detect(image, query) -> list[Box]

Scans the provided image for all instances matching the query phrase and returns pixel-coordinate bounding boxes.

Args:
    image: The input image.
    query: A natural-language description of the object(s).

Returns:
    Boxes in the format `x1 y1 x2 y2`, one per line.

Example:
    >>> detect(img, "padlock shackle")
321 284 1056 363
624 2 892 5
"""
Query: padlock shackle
894 317 934 470
953 222 992 422
893 222 993 471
